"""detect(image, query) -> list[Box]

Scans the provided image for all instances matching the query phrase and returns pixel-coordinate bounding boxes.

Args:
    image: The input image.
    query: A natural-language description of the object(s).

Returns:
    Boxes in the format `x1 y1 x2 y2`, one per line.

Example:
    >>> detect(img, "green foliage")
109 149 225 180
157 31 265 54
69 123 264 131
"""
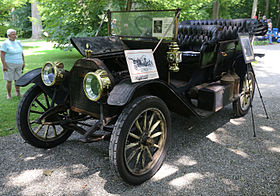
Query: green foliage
3 0 276 49
132 0 213 20
228 0 251 19
38 0 107 49
0 26 9 37
0 0 27 25
9 3 32 38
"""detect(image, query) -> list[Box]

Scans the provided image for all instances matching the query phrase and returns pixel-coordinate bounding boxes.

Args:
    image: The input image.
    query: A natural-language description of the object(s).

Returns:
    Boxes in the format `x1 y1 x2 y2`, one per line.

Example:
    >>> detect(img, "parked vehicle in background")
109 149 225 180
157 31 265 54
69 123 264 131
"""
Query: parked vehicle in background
16 9 267 185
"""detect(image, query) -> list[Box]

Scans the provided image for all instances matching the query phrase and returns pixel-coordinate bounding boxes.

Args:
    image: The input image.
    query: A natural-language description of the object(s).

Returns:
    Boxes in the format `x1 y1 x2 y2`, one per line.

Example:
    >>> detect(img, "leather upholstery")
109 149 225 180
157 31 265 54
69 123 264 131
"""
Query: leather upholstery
179 19 267 41
177 25 221 69
177 25 221 52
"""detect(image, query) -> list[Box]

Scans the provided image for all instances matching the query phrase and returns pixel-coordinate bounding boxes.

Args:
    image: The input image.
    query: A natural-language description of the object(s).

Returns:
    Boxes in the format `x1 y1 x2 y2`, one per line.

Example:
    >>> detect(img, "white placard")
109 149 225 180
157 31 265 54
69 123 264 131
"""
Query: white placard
124 49 159 83
238 33 255 63
152 17 174 37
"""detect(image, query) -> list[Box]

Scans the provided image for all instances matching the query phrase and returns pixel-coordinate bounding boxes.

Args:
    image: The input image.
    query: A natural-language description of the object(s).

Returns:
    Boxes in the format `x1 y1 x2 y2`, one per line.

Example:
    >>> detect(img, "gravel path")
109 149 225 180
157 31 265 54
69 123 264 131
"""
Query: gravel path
1 44 279 196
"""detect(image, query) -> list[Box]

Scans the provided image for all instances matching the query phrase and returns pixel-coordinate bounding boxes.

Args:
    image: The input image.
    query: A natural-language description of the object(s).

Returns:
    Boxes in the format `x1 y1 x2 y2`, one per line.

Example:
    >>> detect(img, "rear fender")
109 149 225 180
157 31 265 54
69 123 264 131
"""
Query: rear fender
108 79 198 117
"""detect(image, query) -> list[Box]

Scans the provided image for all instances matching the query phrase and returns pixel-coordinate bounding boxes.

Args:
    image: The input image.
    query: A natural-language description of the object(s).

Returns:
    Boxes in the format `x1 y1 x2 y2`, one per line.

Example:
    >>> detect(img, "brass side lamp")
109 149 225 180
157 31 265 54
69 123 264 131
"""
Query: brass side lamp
167 42 182 72
41 61 65 86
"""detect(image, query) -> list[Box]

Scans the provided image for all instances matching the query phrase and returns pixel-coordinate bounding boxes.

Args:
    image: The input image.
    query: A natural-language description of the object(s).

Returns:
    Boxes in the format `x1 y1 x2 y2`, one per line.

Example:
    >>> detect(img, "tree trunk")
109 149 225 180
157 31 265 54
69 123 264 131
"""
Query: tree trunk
265 0 269 17
31 1 42 39
213 0 219 20
251 0 258 19
126 0 133 11
277 0 280 27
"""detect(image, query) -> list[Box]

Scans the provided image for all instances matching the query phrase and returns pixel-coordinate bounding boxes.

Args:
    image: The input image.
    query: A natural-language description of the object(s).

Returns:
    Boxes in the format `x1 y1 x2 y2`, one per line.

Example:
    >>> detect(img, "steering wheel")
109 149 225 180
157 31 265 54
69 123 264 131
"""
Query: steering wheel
134 15 153 37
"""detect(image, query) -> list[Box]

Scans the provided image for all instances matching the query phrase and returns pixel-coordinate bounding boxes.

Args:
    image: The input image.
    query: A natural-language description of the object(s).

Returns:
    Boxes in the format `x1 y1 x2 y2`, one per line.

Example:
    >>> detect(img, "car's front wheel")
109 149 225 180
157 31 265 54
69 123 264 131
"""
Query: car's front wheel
109 95 171 185
16 85 73 148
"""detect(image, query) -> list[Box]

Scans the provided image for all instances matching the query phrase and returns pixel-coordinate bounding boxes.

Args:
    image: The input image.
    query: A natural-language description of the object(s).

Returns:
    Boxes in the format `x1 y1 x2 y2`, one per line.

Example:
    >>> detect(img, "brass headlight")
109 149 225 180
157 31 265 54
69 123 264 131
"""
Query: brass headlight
41 61 65 86
83 69 111 102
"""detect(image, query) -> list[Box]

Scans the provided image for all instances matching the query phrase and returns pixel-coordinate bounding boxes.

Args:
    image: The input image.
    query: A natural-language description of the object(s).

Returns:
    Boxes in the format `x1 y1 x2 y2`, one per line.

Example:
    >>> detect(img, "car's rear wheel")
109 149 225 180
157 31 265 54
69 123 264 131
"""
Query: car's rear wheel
16 85 73 148
233 66 255 117
109 95 171 185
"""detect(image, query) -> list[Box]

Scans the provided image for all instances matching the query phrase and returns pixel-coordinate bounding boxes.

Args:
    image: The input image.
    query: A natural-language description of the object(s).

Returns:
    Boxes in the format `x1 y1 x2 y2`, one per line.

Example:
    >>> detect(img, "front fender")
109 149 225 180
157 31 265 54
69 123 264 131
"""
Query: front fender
16 68 70 105
108 79 199 117
16 68 41 87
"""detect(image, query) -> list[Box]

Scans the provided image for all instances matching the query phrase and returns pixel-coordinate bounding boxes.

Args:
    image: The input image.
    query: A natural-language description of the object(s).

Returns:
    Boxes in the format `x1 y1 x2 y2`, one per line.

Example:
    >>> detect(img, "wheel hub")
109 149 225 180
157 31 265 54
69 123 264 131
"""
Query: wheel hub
140 133 154 146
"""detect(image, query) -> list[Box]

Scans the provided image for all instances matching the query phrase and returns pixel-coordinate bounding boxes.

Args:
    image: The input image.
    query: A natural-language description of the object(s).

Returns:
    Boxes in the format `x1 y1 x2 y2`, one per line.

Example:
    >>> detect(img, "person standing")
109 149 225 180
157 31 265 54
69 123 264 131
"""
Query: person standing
0 29 25 99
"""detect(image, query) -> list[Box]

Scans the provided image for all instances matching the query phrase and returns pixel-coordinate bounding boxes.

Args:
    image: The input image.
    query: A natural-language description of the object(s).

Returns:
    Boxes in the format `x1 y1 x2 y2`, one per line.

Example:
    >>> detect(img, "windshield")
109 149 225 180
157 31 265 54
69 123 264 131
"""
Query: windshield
109 9 179 39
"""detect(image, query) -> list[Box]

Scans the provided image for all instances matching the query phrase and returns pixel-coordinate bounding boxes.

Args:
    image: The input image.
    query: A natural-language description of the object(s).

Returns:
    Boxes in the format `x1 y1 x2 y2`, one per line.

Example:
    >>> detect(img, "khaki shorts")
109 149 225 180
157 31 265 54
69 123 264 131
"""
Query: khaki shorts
3 62 23 81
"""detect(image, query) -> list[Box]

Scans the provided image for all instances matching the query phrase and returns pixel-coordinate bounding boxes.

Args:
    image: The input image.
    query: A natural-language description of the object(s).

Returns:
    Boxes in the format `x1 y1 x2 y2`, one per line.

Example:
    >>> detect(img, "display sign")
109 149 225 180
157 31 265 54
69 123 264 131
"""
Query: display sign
124 49 159 83
152 17 174 37
238 33 255 63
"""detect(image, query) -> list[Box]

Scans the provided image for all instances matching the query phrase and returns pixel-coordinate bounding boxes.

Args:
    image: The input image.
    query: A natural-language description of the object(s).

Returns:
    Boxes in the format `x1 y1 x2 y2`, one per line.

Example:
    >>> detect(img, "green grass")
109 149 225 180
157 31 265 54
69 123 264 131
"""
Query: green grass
253 40 269 45
0 39 82 137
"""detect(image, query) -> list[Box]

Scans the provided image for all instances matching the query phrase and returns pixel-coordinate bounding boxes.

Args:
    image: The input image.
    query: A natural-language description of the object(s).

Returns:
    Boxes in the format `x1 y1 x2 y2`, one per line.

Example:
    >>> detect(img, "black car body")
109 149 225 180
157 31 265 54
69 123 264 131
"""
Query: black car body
16 9 267 185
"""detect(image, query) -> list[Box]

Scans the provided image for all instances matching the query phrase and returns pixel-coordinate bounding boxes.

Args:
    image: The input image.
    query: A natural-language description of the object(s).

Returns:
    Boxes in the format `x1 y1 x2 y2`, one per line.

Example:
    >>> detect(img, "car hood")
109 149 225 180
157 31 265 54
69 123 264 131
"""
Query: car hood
70 36 129 57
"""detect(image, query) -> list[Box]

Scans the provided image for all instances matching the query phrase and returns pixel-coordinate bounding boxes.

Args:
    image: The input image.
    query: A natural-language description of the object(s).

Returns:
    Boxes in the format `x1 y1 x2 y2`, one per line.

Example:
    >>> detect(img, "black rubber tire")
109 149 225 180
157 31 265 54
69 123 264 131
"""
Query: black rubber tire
233 65 255 117
16 85 73 148
109 95 171 185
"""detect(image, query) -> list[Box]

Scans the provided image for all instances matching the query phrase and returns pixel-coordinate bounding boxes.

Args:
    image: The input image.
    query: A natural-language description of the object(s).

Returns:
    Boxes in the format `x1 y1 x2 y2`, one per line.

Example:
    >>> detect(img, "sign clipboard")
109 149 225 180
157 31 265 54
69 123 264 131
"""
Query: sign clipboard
238 33 255 64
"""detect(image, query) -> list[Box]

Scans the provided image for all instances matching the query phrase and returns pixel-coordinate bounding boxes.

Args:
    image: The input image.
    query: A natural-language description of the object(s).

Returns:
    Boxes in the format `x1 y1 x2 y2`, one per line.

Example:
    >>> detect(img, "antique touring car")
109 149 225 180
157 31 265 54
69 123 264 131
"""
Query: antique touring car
16 9 267 185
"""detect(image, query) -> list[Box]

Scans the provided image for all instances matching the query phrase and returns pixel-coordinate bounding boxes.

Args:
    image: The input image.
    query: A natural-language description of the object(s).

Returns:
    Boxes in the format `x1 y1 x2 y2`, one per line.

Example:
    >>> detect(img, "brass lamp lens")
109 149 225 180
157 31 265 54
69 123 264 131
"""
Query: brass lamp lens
84 73 102 101
42 63 56 86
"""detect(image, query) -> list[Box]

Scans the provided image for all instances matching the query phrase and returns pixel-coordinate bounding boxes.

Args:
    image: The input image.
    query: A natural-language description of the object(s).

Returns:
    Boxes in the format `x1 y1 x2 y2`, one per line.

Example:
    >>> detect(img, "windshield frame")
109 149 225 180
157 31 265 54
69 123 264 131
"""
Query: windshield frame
107 9 180 41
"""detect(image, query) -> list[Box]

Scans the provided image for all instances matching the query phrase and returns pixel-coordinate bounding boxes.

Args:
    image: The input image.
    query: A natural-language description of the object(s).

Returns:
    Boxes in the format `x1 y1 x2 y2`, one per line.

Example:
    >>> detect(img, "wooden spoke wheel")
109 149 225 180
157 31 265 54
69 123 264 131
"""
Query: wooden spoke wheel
233 65 255 117
109 96 171 185
16 85 73 148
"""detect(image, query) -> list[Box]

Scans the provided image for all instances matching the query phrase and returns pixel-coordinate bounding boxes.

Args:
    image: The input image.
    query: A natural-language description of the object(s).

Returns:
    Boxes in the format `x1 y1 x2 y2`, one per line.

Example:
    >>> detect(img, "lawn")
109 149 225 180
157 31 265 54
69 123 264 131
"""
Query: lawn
0 39 82 137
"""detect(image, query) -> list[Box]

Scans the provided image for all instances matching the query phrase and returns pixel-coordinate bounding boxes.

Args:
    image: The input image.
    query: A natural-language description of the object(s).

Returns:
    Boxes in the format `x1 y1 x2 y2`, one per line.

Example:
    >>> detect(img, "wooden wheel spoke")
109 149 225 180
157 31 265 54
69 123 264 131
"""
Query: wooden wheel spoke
30 110 44 115
30 120 38 125
148 120 161 136
153 143 160 149
134 148 143 169
141 150 146 168
145 146 153 161
143 112 147 131
34 124 44 134
135 120 143 134
52 125 57 137
35 98 47 111
150 131 162 139
43 93 50 109
125 142 139 151
129 132 141 140
44 125 50 139
148 112 155 131
127 147 140 163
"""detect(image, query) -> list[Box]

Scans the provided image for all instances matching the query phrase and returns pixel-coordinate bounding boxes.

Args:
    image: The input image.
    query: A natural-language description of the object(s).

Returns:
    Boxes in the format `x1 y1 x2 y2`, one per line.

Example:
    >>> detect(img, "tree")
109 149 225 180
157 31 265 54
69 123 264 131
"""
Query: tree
38 0 107 48
0 0 27 36
212 0 219 19
277 0 280 27
31 1 43 39
265 0 269 16
9 3 32 38
251 0 258 18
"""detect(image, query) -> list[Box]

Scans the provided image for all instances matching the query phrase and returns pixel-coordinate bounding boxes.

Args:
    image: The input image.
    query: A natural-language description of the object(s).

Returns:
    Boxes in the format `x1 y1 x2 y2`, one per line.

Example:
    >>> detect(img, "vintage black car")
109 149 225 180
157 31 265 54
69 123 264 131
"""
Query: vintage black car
16 9 267 185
